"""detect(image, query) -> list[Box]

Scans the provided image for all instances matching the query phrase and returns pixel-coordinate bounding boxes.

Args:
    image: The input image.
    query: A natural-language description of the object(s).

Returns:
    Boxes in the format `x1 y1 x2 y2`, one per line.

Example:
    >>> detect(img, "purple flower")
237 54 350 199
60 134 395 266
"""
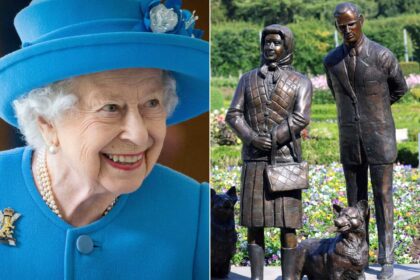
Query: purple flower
310 75 329 91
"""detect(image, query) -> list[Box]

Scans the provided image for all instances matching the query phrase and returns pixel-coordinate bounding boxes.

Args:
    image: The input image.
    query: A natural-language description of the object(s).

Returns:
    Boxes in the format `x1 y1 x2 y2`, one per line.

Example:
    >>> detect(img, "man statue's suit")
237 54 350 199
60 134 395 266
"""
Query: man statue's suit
324 35 407 165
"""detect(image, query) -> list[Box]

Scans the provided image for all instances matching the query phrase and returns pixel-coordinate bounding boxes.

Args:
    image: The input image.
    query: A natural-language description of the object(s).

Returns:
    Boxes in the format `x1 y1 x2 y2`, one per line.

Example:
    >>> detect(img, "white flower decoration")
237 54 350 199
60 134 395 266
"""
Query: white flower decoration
149 4 178 33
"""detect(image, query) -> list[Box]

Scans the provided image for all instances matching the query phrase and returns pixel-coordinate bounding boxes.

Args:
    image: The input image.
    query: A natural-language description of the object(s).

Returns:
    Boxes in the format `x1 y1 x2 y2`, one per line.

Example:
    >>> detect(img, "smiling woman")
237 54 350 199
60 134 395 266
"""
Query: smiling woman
0 0 209 279
14 69 175 224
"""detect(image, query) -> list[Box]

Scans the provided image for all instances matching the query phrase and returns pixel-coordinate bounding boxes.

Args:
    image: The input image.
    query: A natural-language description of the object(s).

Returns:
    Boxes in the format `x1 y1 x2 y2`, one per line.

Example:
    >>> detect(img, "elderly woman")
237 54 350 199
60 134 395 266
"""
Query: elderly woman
0 0 208 279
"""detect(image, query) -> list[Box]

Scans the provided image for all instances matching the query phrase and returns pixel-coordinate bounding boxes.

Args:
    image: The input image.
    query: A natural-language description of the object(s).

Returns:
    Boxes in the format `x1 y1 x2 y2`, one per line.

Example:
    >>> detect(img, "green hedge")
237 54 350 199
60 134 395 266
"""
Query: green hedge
211 20 334 76
405 24 420 61
397 142 419 167
212 15 420 76
289 20 333 75
213 0 381 26
400 62 420 75
211 76 240 88
211 22 261 77
363 15 420 62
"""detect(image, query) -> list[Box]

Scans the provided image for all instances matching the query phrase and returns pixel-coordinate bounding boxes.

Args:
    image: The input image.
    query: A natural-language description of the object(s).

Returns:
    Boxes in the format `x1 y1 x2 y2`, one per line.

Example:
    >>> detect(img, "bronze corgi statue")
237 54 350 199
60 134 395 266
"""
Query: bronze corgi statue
296 200 369 280
211 187 238 279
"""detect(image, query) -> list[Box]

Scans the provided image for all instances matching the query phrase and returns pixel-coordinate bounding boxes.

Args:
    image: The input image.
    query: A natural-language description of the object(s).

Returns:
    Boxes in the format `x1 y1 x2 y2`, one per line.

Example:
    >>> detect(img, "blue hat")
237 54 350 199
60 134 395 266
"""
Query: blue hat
0 0 209 127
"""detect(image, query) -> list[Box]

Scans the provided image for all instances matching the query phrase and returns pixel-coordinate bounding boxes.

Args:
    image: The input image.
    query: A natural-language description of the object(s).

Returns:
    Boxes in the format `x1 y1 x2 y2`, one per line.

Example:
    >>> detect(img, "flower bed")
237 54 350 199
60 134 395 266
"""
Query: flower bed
211 163 420 265
210 108 240 146
310 74 420 91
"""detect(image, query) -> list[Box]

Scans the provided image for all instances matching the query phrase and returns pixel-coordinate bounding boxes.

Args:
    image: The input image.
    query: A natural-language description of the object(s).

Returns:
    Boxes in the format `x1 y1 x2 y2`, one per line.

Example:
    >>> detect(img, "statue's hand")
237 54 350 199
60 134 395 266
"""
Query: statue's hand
251 135 272 151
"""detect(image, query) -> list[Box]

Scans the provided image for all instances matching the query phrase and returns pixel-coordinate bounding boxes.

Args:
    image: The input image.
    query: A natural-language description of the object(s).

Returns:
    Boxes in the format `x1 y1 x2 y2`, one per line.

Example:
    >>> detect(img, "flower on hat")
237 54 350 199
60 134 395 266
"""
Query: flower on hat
149 4 178 33
143 0 203 38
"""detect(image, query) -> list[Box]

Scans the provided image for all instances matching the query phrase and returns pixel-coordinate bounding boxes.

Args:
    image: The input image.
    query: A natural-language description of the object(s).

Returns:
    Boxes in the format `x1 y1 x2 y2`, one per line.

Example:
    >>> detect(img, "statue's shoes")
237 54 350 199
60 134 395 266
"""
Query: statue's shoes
377 264 394 280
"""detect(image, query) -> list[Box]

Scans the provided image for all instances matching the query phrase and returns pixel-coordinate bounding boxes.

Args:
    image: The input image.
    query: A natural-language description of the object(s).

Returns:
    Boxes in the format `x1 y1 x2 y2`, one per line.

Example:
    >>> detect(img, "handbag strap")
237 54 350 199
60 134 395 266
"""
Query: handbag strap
271 116 302 164
287 117 303 163
270 125 278 166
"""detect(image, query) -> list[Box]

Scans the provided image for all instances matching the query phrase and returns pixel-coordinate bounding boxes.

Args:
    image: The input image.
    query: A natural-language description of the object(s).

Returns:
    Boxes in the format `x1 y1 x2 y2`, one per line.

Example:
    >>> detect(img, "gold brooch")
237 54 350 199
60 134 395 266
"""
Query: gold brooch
0 208 21 246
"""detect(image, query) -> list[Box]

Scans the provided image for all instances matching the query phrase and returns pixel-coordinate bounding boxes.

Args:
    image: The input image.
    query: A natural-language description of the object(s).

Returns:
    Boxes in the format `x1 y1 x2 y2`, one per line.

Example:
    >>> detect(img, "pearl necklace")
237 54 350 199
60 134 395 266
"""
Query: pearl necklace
35 149 117 219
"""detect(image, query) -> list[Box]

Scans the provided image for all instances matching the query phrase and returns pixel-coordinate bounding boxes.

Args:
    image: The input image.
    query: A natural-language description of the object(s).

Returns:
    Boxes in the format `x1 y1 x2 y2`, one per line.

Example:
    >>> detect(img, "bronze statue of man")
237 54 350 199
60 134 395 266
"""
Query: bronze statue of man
226 24 312 280
324 3 408 279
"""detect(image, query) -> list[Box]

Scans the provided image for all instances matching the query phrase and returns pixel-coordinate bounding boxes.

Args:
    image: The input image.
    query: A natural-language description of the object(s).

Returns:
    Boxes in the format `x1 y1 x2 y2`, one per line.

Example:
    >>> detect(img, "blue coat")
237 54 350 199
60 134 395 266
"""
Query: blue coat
0 147 209 279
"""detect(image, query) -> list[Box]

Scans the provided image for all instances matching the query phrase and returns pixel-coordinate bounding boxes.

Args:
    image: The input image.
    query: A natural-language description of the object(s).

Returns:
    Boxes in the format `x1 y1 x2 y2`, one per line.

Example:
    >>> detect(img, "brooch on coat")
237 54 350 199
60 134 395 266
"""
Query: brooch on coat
0 208 21 246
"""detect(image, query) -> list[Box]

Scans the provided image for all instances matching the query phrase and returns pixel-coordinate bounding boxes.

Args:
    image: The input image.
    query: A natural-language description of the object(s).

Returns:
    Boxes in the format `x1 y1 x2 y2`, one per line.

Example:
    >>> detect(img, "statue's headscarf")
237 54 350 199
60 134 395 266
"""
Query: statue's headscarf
260 24 294 70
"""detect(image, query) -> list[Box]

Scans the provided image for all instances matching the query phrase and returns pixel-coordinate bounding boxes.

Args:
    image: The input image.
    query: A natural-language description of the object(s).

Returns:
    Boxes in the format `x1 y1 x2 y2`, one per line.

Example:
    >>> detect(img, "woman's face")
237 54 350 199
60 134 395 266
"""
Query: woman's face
52 68 167 194
263 33 284 64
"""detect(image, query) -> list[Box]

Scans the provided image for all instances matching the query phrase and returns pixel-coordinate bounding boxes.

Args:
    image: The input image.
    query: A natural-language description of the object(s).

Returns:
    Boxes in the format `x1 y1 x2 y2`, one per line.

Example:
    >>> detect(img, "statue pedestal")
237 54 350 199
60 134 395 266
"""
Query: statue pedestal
211 264 420 280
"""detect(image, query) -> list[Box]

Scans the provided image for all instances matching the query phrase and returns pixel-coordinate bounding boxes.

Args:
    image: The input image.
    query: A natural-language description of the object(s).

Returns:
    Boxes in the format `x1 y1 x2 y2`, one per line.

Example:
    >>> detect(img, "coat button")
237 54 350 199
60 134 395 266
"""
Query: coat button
76 235 94 254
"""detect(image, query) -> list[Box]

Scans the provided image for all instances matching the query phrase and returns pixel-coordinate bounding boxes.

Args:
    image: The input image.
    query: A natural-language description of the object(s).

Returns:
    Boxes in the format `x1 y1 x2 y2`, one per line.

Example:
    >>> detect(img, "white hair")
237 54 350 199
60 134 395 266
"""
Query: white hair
13 71 178 150
161 71 178 116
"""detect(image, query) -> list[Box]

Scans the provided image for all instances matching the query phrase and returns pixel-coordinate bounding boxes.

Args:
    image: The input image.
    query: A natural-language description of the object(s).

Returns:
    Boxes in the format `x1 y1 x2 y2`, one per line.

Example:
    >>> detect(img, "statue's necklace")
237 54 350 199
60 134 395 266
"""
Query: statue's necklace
35 149 117 218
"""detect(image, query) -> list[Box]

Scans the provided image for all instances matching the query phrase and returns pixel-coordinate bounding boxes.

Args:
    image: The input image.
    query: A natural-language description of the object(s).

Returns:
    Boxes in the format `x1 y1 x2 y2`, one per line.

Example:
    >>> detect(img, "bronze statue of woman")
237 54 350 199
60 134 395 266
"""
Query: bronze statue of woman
226 24 312 279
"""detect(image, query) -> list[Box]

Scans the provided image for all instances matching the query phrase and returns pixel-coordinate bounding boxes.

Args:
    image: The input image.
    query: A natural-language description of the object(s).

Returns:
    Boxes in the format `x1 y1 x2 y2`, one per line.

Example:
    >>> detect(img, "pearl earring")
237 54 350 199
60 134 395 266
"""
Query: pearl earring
48 145 58 154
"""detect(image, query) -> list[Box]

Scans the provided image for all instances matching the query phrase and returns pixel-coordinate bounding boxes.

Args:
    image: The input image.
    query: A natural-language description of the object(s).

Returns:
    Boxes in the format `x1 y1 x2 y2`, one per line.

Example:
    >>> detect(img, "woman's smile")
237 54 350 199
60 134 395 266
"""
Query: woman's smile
101 152 144 171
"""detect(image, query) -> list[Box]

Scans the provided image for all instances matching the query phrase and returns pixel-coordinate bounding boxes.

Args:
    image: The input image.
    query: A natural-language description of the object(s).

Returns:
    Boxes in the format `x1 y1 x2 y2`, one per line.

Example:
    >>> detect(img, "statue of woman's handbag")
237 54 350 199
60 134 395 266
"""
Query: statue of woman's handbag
264 118 309 192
